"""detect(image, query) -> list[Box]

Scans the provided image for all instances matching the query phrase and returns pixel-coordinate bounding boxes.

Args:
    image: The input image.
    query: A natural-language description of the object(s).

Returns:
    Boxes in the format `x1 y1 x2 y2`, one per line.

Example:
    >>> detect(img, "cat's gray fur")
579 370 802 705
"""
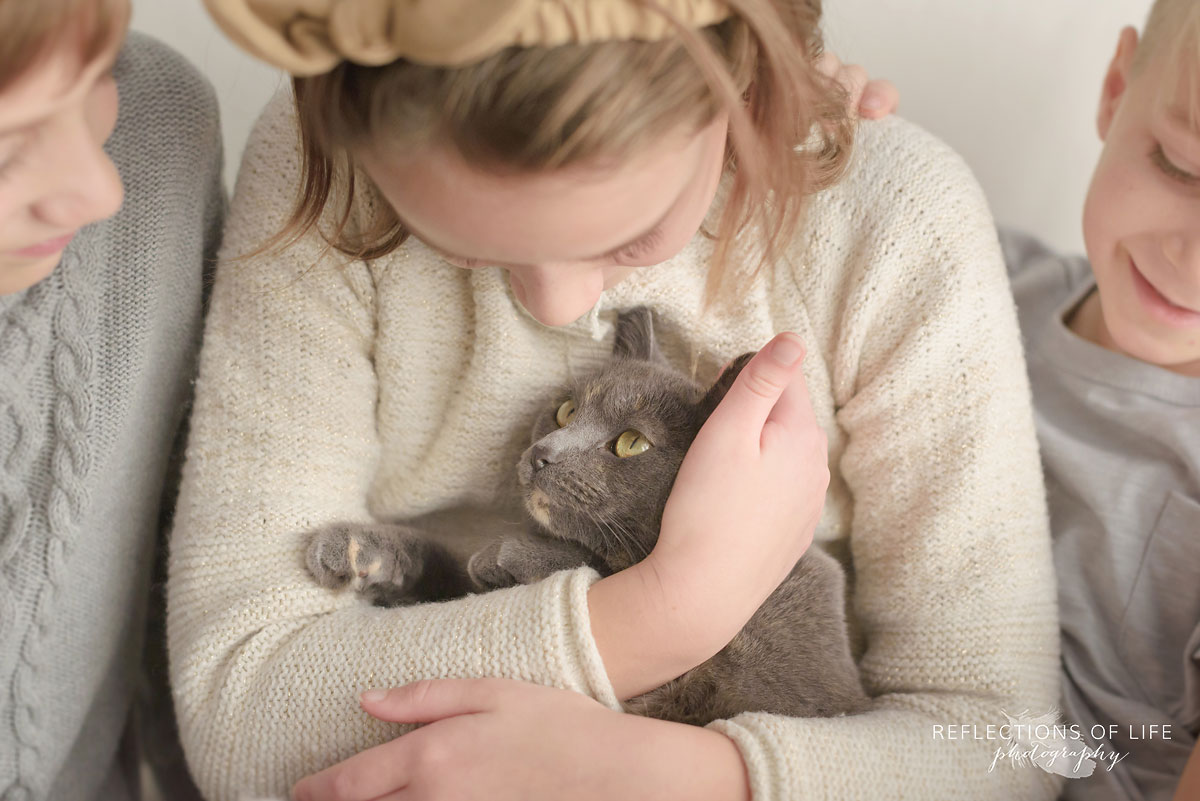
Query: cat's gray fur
306 307 869 725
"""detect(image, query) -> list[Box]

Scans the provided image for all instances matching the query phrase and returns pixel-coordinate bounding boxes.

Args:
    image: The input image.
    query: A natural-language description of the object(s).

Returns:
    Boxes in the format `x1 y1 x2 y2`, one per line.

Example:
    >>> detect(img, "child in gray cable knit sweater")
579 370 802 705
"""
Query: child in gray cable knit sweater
0 2 224 798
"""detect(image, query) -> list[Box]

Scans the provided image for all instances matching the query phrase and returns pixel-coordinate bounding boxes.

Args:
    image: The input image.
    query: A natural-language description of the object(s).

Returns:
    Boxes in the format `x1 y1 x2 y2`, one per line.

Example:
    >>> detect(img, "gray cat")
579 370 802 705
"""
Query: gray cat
306 307 869 725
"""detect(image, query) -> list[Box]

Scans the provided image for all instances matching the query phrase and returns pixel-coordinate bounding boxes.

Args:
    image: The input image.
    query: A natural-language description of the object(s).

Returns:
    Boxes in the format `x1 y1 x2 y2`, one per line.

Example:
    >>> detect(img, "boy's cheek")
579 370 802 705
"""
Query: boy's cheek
1083 152 1156 258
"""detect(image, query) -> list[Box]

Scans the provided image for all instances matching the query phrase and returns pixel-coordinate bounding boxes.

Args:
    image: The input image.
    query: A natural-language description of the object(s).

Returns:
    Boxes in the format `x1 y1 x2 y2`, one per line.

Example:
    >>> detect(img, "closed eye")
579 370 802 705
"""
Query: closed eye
1151 143 1199 186
436 227 666 267
606 226 665 262
438 251 486 268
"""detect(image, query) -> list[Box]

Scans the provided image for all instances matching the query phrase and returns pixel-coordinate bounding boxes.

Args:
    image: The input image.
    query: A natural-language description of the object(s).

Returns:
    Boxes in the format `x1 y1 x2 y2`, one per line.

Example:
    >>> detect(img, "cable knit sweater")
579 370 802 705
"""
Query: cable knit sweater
168 89 1061 801
0 34 224 801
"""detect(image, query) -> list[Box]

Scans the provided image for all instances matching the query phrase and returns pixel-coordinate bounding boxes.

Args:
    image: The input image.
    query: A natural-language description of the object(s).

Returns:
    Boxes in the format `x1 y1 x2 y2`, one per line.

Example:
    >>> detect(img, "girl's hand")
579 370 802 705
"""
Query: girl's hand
817 51 899 119
643 334 829 668
290 679 751 801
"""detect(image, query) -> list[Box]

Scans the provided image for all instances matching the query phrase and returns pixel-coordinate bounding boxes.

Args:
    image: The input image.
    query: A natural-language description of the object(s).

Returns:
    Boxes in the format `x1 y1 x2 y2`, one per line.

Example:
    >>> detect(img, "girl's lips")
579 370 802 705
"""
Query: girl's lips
1130 259 1200 329
11 232 75 259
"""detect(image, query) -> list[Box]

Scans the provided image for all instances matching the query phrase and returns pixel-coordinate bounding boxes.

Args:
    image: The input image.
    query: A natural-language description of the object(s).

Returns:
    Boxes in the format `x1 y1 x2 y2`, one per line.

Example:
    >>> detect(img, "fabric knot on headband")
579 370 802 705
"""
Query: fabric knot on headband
203 0 733 75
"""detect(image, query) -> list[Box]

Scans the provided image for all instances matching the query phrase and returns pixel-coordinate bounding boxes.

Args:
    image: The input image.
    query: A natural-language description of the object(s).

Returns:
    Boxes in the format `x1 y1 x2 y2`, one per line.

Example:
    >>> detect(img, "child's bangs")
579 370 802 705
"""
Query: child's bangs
0 0 129 93
1176 13 1200 137
1149 0 1200 137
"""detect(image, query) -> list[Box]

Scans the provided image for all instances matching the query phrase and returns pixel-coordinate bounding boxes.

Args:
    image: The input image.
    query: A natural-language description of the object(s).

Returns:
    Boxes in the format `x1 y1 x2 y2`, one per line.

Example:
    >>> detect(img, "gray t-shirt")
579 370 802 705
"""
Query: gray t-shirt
1002 229 1200 801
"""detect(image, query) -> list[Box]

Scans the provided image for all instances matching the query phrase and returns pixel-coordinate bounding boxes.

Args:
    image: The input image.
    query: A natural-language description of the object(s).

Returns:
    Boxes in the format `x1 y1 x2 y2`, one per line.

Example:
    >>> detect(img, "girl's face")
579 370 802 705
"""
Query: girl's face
0 34 124 295
361 113 729 327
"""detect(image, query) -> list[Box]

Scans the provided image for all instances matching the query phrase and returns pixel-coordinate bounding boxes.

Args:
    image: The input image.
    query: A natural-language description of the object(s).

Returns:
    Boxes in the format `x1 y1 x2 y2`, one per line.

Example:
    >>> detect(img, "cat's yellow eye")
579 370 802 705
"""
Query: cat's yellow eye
614 430 652 458
556 399 577 428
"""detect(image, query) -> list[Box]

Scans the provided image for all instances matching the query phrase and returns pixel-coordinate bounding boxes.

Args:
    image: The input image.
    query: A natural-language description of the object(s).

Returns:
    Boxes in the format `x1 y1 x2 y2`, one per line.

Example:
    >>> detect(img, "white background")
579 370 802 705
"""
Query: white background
132 0 1157 256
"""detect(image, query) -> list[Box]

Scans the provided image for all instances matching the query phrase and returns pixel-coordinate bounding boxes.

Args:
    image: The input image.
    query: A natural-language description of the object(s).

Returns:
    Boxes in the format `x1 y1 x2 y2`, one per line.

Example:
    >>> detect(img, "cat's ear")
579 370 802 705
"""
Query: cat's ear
613 306 664 363
699 352 756 418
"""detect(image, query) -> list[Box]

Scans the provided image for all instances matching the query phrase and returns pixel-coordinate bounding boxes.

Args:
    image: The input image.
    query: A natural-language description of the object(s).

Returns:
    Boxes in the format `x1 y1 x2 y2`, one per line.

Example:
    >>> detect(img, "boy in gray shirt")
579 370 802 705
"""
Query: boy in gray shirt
1000 1 1199 798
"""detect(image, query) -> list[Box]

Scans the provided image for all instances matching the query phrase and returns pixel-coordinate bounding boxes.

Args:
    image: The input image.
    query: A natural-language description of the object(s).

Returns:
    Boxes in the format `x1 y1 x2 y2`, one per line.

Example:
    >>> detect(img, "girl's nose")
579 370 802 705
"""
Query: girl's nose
508 266 603 328
31 124 124 232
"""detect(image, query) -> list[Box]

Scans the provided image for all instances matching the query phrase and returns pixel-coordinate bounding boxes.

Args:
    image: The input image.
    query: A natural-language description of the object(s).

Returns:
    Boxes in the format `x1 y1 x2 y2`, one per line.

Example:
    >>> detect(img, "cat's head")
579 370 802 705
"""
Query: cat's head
516 307 753 572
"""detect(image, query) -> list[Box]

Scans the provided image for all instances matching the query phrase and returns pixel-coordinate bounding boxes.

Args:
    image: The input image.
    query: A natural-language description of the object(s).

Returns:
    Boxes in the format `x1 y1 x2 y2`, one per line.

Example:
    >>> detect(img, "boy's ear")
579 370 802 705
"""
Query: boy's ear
1098 26 1140 141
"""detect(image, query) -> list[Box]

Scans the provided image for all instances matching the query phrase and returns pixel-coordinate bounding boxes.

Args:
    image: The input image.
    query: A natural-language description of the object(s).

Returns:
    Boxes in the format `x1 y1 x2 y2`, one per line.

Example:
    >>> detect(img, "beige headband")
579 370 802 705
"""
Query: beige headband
204 0 732 75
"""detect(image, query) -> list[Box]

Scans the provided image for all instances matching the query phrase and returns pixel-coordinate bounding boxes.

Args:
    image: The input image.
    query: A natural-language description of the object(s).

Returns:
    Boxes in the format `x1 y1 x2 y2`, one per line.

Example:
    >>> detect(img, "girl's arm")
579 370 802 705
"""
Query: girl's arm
293 679 754 801
700 119 1063 801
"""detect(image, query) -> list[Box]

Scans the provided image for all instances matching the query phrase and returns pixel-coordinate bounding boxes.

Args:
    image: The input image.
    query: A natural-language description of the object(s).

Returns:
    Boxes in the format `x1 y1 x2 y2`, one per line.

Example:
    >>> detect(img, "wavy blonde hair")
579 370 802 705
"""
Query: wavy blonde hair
0 0 129 93
279 0 855 306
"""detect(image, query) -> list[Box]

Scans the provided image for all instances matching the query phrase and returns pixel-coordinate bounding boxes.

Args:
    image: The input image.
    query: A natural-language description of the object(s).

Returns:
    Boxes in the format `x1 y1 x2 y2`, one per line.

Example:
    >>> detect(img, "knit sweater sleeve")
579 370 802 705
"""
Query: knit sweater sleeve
166 91 619 801
706 119 1063 799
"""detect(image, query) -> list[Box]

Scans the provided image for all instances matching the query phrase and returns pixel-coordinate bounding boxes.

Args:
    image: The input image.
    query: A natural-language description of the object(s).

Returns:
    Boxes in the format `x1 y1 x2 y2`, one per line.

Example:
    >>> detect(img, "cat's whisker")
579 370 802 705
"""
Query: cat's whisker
562 473 602 503
591 509 644 566
606 514 649 563
582 507 623 555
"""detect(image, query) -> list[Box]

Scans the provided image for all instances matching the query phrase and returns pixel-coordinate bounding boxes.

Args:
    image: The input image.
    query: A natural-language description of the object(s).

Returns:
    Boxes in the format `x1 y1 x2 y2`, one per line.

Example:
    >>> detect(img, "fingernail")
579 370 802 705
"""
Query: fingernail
361 689 387 703
771 335 804 367
862 95 883 111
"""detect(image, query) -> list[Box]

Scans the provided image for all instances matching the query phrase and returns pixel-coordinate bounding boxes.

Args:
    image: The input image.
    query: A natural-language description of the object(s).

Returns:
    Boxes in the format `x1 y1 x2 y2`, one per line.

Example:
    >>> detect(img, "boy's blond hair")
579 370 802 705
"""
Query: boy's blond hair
274 0 855 309
0 0 129 93
1137 0 1200 132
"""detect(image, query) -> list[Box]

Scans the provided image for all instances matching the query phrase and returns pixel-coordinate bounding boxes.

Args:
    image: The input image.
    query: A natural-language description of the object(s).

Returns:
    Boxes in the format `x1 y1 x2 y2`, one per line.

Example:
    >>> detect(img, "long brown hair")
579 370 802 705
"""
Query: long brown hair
0 0 129 93
276 0 854 306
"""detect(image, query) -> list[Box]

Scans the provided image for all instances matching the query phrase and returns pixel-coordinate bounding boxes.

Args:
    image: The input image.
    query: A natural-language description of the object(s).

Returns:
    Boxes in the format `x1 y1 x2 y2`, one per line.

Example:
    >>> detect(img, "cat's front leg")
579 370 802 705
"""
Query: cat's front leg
306 523 471 607
467 536 597 591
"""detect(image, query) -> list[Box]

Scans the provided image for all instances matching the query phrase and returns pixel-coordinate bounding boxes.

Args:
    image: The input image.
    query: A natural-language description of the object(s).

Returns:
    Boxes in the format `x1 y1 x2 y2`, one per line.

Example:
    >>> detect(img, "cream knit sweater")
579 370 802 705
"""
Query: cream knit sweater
168 90 1061 800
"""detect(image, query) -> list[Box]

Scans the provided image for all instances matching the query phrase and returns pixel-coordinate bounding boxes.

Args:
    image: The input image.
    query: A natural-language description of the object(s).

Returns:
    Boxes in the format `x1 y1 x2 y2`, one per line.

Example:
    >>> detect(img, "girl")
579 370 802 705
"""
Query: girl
0 1 224 799
172 1 1059 798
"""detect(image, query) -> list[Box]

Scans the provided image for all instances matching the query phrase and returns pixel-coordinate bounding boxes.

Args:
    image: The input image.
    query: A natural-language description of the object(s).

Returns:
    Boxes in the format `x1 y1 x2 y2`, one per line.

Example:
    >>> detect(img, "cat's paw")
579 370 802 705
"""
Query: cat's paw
467 540 520 591
468 537 592 590
305 524 414 595
306 524 356 589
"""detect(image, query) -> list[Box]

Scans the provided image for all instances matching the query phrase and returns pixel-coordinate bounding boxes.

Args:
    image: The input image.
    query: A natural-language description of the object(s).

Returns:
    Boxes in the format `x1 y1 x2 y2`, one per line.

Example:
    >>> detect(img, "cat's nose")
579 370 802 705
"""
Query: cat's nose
531 443 555 472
